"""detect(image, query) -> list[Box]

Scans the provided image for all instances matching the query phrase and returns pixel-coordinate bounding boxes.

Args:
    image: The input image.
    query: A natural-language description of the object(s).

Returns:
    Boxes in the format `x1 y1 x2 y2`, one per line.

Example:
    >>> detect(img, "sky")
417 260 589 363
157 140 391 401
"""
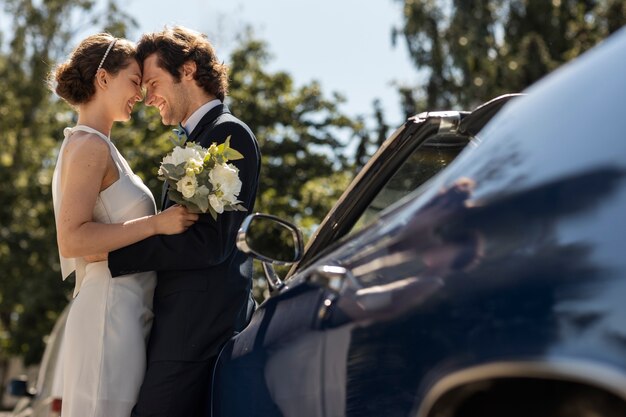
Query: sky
117 0 418 128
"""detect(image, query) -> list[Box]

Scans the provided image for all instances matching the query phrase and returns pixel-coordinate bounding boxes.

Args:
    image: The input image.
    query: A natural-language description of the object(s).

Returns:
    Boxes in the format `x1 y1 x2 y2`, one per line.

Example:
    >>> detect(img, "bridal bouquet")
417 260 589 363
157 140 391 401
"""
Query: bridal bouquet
158 136 247 220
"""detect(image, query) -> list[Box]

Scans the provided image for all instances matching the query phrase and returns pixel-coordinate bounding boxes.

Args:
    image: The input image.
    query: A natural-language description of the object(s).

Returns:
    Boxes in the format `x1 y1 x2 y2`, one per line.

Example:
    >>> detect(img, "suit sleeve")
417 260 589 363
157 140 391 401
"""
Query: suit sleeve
107 121 260 277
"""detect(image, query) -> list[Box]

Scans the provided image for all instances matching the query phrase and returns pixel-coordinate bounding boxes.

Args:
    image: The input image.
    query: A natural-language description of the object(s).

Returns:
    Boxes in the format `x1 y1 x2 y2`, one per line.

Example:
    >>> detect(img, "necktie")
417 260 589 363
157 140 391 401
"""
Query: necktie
171 123 188 146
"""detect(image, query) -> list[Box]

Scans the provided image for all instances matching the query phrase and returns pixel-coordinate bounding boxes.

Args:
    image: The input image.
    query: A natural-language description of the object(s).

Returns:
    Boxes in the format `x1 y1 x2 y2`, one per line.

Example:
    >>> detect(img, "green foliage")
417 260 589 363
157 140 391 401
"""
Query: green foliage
227 29 359 227
393 0 626 112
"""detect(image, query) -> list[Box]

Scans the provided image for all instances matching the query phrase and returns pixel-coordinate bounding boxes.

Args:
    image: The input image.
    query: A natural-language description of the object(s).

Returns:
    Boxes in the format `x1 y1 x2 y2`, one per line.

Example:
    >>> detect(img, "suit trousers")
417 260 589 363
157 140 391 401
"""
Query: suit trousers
131 358 215 417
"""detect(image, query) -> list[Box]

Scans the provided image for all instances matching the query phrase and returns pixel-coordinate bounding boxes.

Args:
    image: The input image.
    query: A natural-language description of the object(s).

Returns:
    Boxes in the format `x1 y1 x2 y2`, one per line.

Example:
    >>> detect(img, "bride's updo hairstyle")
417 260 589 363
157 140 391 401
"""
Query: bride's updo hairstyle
52 34 136 106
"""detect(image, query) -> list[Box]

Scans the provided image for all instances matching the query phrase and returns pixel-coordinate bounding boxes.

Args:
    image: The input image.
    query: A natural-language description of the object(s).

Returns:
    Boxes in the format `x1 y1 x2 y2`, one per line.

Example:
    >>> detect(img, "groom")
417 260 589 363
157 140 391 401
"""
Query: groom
107 26 260 417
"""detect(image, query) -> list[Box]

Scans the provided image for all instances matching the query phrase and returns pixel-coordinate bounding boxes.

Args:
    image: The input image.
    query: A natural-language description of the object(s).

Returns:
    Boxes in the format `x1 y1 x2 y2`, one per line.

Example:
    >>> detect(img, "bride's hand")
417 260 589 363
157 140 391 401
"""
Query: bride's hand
154 204 199 235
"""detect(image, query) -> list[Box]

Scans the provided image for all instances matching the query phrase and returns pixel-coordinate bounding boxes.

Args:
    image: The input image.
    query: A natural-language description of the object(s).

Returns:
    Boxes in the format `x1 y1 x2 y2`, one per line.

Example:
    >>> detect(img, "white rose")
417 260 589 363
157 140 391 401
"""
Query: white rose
176 175 198 198
162 146 203 167
209 194 224 213
209 163 242 203
187 142 209 158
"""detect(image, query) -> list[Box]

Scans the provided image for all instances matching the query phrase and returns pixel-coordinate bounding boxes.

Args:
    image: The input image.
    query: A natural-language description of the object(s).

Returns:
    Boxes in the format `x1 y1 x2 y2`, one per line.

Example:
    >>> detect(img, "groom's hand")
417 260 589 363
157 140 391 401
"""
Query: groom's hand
84 253 108 263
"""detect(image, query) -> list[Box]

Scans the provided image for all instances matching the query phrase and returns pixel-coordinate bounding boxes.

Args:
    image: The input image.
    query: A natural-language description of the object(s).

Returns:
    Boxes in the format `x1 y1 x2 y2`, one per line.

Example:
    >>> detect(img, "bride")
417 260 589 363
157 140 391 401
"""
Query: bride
50 33 198 417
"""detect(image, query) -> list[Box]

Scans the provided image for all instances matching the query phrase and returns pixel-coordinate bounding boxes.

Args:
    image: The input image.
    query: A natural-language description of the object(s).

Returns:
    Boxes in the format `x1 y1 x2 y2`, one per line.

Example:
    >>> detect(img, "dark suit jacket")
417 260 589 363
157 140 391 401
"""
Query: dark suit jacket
108 104 261 363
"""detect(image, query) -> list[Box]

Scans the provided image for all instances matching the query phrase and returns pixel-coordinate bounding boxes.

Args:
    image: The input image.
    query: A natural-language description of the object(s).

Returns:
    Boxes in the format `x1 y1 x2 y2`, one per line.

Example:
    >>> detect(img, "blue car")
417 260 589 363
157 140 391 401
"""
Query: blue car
213 27 626 416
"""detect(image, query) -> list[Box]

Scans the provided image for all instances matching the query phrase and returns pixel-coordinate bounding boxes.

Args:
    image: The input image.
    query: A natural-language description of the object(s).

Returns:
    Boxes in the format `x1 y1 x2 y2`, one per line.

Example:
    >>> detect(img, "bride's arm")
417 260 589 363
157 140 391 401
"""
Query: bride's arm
56 134 197 259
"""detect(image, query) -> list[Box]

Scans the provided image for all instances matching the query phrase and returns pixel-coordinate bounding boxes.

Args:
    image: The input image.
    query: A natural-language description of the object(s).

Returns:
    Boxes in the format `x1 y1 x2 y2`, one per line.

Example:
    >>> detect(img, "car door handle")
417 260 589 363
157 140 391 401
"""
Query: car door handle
307 265 361 293
305 265 362 328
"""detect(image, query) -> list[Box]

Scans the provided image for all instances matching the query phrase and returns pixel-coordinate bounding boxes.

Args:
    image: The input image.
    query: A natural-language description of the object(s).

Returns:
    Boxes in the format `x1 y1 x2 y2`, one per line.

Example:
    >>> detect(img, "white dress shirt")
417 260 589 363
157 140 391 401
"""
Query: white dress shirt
183 99 222 135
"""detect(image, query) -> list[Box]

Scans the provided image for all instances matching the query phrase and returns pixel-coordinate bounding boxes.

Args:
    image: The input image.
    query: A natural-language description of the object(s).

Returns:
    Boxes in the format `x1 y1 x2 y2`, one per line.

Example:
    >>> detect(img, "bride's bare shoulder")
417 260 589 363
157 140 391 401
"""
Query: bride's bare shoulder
64 130 109 152
62 131 110 163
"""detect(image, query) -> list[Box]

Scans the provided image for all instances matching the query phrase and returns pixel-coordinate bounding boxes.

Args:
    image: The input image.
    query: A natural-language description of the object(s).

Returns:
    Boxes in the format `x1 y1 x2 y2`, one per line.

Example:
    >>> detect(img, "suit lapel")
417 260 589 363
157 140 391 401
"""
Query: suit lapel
160 103 231 210
188 103 230 143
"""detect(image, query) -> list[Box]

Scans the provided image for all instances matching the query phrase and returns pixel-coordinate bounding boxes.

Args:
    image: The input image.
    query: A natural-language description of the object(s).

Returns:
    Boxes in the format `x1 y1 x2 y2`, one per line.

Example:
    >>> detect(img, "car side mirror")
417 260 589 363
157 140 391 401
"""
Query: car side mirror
237 213 304 264
237 213 304 292
8 377 34 397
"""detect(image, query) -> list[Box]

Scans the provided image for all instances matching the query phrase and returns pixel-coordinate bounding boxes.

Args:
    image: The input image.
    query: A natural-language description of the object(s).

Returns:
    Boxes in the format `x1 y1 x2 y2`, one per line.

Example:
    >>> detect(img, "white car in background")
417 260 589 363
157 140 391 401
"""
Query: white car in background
8 303 68 417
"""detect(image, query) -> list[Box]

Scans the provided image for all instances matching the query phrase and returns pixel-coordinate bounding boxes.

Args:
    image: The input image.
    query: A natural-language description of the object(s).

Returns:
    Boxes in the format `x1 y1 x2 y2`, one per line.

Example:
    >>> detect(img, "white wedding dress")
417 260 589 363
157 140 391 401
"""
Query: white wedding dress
52 125 157 417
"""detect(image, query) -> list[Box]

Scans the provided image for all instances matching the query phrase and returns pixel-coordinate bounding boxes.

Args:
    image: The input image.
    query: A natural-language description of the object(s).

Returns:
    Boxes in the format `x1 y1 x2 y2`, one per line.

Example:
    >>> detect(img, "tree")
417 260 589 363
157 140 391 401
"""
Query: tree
392 0 626 111
353 99 390 170
226 29 359 236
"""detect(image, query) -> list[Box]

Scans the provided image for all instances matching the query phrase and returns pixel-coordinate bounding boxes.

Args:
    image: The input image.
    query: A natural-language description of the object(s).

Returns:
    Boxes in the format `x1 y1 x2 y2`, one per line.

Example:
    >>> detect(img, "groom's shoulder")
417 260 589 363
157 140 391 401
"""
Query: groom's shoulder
212 112 256 140
214 110 248 128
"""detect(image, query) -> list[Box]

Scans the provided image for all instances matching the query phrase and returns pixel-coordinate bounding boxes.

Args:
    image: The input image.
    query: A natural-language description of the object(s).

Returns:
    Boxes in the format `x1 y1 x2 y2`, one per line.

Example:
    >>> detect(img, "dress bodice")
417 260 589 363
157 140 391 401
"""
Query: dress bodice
51 125 157 296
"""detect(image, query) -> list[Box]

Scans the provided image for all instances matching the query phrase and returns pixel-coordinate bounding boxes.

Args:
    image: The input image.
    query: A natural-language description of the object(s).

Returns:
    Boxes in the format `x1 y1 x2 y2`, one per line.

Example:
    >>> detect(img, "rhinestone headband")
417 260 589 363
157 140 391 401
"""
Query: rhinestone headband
96 38 117 74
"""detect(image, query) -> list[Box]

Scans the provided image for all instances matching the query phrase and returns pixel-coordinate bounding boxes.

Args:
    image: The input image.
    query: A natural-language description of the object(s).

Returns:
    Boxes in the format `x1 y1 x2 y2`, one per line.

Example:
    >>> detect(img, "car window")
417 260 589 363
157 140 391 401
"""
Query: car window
349 134 469 235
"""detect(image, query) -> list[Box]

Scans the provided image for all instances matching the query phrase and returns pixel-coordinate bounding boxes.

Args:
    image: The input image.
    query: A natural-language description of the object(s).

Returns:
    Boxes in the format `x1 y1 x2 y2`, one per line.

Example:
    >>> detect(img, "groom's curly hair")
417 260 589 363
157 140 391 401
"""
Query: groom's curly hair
136 26 229 101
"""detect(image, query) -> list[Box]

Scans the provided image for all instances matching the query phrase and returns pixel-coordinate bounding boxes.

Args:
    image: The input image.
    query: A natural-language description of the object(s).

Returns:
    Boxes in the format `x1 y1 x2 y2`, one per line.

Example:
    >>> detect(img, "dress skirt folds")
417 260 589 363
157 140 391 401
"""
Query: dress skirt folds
62 262 155 417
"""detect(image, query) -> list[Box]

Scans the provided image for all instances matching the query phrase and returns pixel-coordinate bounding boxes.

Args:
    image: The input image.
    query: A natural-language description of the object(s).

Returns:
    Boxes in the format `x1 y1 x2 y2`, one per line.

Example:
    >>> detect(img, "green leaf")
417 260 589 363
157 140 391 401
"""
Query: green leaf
214 135 244 161
159 163 186 180
167 190 199 213
224 148 244 161
224 203 247 212
208 206 218 221
187 185 211 213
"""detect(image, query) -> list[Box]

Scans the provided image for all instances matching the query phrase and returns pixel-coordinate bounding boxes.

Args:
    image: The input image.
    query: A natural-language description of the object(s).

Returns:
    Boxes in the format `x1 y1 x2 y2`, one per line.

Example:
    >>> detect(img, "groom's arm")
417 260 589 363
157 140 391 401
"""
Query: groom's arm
108 122 260 277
